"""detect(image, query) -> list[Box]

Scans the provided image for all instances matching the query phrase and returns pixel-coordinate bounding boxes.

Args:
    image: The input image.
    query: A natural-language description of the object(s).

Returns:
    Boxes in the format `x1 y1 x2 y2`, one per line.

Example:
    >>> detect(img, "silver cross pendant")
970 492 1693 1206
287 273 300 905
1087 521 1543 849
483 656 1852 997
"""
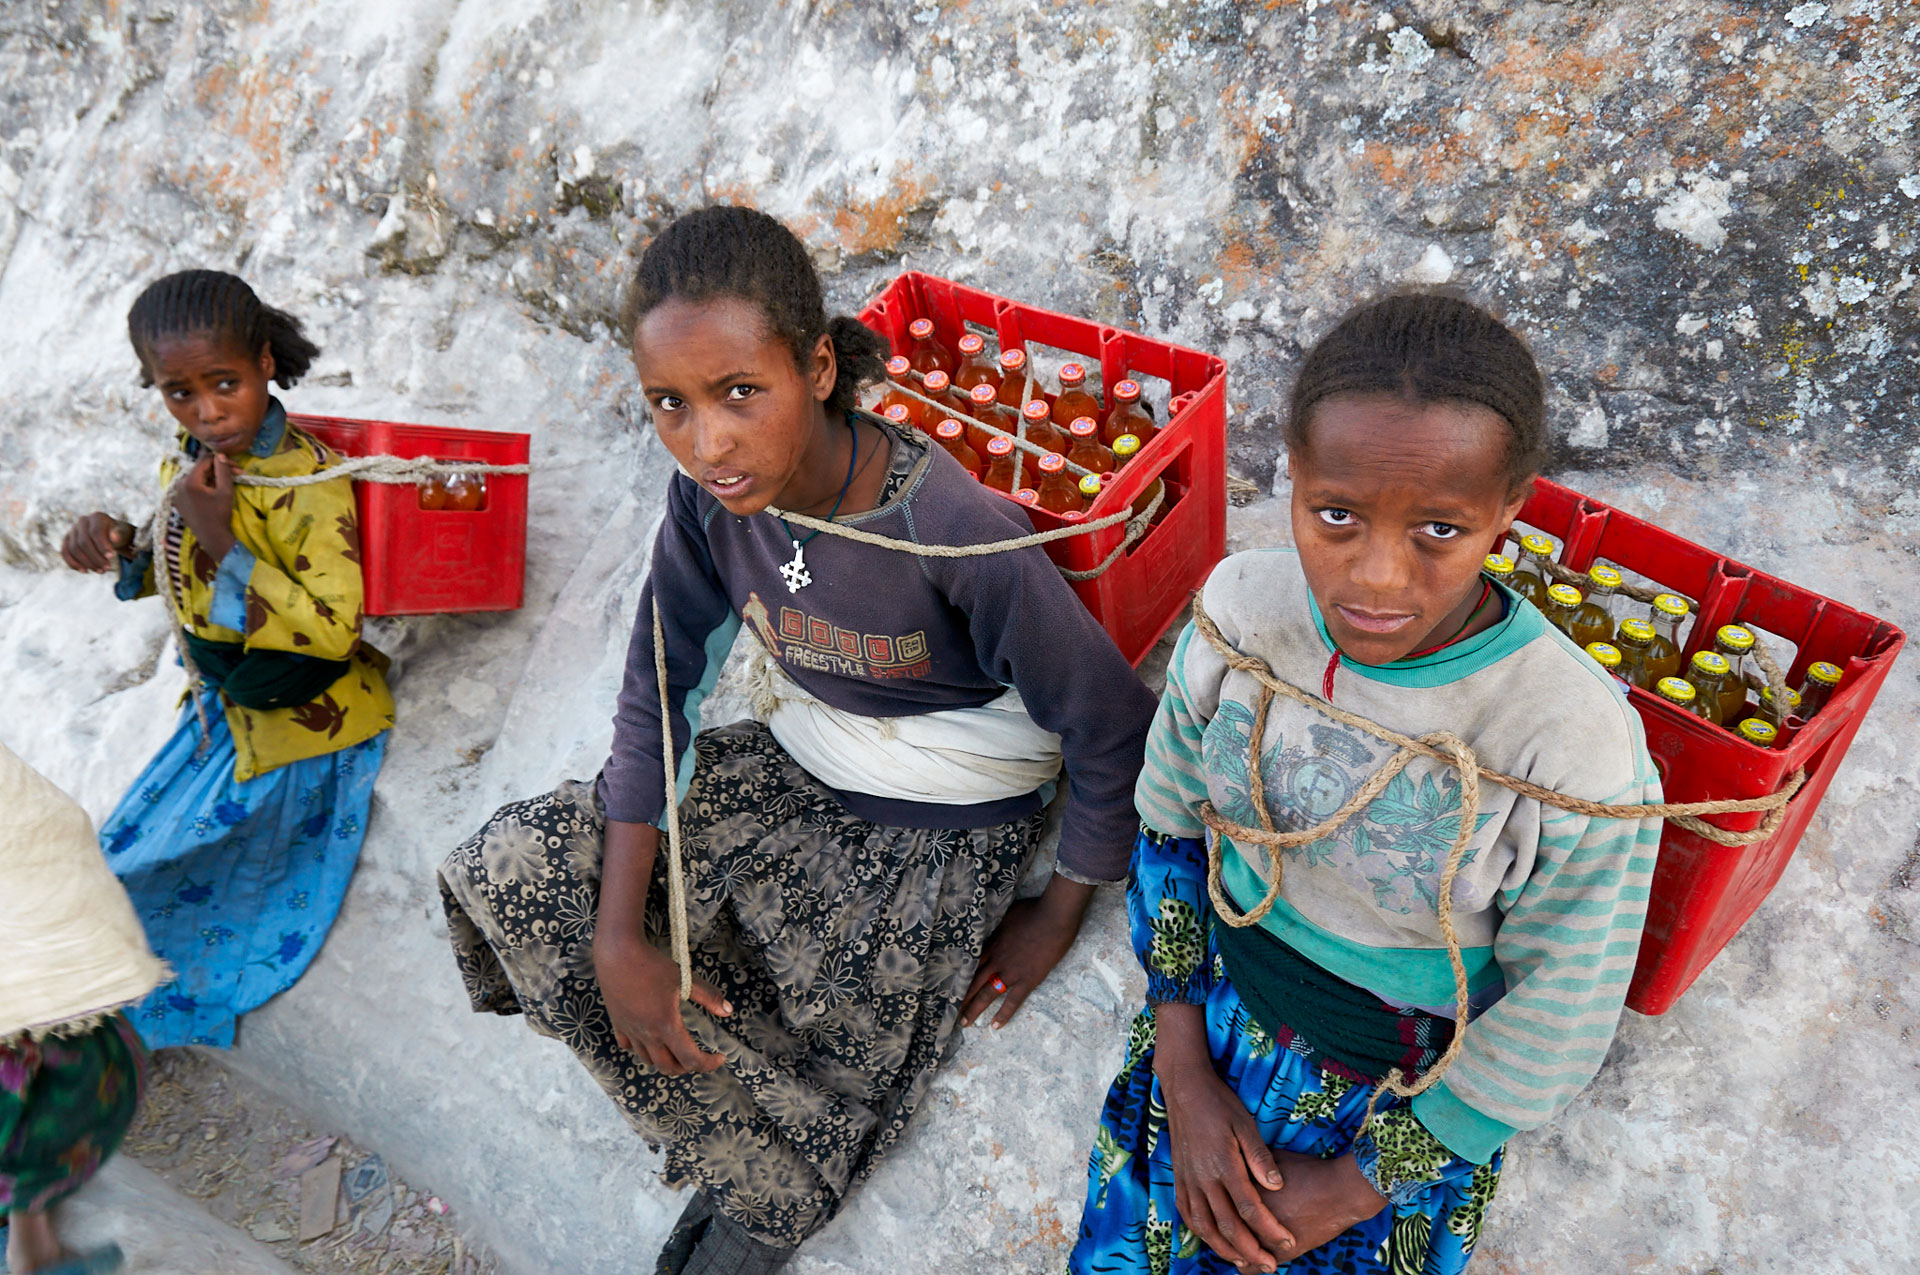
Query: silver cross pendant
780 540 812 593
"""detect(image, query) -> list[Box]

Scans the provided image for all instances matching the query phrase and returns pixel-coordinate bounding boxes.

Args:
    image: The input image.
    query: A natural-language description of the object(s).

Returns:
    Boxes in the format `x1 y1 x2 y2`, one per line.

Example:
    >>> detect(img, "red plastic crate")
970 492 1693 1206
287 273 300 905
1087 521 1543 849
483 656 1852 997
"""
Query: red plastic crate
1514 478 1904 1014
858 272 1227 666
287 414 530 617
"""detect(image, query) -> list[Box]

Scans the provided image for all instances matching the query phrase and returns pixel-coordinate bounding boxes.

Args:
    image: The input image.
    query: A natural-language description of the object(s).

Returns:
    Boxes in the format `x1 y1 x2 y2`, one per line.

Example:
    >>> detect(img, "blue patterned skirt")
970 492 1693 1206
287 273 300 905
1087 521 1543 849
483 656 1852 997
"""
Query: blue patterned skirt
97 708 387 1049
1068 978 1501 1275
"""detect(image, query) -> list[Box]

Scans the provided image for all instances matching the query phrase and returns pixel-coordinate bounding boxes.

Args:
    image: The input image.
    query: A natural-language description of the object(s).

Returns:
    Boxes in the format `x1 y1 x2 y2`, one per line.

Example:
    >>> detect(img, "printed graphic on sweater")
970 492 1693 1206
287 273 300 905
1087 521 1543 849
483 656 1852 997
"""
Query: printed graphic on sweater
742 590 932 681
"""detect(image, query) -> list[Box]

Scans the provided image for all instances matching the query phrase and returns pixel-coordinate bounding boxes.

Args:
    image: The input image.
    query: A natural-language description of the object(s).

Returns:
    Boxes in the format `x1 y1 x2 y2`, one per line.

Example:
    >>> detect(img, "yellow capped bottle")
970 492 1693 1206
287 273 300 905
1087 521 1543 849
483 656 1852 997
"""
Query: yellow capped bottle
1570 564 1623 650
1512 534 1556 609
1616 618 1658 690
1484 553 1516 585
1656 676 1712 720
1736 717 1780 749
1713 624 1757 724
1759 682 1802 728
1585 641 1625 681
1685 650 1733 727
1641 593 1691 684
1798 661 1842 717
1077 473 1103 509
1544 583 1583 638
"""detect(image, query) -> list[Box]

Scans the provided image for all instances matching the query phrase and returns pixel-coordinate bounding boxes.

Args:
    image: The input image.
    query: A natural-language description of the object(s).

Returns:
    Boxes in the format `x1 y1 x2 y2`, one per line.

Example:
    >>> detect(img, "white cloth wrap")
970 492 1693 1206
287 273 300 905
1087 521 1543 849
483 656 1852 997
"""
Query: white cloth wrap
743 642 1063 806
0 740 168 1040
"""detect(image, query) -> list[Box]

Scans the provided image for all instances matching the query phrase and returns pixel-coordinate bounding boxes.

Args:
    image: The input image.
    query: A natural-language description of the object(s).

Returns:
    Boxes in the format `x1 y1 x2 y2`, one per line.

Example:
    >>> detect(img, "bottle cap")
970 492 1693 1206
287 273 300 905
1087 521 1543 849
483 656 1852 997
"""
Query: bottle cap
1805 660 1843 686
1715 624 1756 652
1113 434 1142 458
1014 488 1038 505
986 436 1013 456
1484 553 1515 576
1547 583 1583 608
883 404 912 425
885 355 911 377
909 318 935 339
1655 677 1697 705
1618 618 1656 645
1078 474 1102 498
1585 642 1622 669
1736 718 1779 745
957 333 985 355
1586 563 1624 589
1113 378 1142 402
1690 650 1731 677
999 348 1027 371
1023 399 1051 422
935 419 963 441
970 383 998 405
1760 684 1802 709
1653 592 1691 618
1058 362 1086 385
1069 416 1098 438
922 369 950 392
1520 533 1556 557
1037 453 1065 473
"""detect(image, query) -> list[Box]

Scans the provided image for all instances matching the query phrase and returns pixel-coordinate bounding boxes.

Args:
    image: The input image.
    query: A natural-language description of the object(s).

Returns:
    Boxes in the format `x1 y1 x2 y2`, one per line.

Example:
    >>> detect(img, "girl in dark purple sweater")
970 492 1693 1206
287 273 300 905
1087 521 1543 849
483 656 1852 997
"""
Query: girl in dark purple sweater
440 207 1155 1274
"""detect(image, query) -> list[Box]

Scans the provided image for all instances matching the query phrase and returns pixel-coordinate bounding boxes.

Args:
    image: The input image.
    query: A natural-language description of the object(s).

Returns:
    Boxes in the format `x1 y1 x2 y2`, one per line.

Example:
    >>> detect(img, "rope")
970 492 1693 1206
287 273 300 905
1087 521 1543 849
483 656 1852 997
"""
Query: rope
1184 591 1806 1134
877 365 1094 480
652 600 695 1000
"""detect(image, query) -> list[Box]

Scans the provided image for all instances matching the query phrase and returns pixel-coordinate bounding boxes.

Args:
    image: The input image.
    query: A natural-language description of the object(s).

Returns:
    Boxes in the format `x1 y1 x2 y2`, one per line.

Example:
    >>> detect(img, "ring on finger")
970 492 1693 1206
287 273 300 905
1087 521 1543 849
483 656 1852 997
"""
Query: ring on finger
989 977 1007 993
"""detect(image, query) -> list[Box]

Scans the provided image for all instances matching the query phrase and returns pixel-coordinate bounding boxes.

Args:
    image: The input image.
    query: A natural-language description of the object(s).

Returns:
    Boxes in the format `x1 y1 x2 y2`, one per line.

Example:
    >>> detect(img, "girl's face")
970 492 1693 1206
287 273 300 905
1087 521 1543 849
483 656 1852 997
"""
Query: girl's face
632 296 837 517
1290 393 1527 666
148 332 276 457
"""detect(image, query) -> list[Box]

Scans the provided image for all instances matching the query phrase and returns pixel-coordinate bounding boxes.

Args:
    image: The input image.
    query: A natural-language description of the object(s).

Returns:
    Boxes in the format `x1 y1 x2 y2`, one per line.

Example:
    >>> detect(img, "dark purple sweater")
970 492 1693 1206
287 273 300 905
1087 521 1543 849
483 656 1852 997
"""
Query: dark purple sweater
597 431 1157 883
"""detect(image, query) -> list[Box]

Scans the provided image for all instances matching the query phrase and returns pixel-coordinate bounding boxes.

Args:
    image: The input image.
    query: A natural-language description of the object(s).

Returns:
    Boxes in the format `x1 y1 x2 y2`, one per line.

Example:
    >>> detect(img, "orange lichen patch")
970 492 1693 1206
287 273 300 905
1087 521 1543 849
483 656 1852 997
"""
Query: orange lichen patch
1362 140 1407 188
826 172 932 256
1486 37 1612 93
192 53 318 196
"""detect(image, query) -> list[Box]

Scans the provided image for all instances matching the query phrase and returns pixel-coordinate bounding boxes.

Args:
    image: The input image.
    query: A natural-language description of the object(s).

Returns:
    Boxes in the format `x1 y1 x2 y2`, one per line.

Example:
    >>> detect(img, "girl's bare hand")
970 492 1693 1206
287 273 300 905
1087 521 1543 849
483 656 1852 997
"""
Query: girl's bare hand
173 454 237 559
594 936 732 1076
61 513 136 573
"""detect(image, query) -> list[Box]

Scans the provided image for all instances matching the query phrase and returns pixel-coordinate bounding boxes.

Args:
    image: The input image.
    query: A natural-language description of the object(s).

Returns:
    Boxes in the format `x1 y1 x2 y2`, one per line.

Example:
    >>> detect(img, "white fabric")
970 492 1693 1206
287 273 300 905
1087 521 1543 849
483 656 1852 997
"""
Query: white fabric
0 740 168 1039
743 642 1063 806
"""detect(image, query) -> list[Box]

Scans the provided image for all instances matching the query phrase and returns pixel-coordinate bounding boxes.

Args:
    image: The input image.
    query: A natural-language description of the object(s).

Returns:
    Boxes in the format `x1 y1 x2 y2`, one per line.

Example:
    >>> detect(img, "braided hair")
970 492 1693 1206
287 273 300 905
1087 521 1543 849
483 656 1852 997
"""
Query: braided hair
127 269 319 389
623 206 886 417
1286 292 1547 492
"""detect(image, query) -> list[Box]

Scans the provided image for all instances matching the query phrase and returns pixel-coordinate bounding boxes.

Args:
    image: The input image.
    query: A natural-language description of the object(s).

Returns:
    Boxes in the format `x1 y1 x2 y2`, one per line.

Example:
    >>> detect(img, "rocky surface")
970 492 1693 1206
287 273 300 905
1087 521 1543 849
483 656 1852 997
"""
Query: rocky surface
2 1 1917 1272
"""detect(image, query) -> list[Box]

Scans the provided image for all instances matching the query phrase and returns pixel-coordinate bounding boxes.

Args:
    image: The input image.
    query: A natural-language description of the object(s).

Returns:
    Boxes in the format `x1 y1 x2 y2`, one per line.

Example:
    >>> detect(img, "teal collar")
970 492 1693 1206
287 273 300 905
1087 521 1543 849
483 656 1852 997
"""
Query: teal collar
1308 576 1541 689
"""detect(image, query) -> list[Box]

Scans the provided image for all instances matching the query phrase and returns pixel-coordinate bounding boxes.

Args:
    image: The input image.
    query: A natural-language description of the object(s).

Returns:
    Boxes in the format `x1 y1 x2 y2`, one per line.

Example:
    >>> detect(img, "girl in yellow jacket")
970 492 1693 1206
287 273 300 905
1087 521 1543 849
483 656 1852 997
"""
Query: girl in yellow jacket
60 270 393 1050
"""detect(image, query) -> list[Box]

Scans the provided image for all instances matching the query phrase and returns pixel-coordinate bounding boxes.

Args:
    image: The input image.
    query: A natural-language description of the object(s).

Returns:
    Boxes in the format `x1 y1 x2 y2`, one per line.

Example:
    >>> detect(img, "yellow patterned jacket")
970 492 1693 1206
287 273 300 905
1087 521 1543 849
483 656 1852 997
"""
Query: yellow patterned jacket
120 404 394 782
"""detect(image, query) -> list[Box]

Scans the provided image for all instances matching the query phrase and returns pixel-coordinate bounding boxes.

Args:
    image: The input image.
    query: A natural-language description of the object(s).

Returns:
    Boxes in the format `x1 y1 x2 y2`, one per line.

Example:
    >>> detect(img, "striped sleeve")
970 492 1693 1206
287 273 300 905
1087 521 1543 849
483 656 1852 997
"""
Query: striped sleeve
1411 762 1664 1162
1133 622 1218 839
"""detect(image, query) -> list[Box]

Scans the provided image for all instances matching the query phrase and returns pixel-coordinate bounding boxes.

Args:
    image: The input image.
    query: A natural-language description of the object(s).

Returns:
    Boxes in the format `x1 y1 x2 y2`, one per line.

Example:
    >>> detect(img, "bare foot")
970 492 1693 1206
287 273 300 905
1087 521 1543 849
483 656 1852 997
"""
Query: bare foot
6 1208 64 1273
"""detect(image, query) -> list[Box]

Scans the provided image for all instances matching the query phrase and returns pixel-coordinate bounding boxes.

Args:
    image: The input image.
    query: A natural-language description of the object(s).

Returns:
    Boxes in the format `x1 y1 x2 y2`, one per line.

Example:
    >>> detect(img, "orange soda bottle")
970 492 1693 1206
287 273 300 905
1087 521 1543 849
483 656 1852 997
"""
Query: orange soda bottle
419 475 452 510
907 318 952 377
1066 417 1114 474
954 333 999 396
982 436 1018 493
878 355 917 421
1052 362 1103 429
1013 487 1039 508
934 419 981 477
996 349 1035 413
1103 378 1155 446
881 403 914 434
1034 453 1083 515
1020 398 1069 455
921 368 955 422
445 472 487 511
965 382 1002 455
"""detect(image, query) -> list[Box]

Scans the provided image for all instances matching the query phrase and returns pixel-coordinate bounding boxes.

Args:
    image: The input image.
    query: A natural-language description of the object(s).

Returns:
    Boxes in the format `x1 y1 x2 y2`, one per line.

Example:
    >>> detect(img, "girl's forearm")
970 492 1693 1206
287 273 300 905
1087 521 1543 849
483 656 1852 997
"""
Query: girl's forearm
595 818 662 956
1152 1001 1214 1084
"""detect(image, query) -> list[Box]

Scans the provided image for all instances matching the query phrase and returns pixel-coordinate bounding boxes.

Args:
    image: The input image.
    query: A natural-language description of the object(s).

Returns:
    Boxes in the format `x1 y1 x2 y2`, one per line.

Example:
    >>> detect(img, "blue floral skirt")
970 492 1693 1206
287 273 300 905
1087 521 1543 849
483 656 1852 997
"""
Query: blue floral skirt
1068 978 1501 1275
98 708 387 1049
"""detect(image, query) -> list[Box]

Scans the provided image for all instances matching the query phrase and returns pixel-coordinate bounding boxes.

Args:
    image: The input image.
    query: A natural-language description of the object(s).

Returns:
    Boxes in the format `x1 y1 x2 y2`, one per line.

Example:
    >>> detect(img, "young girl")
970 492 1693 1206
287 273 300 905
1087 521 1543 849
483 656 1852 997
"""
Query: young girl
2 739 166 1275
1068 294 1663 1274
58 270 393 1051
439 206 1157 1274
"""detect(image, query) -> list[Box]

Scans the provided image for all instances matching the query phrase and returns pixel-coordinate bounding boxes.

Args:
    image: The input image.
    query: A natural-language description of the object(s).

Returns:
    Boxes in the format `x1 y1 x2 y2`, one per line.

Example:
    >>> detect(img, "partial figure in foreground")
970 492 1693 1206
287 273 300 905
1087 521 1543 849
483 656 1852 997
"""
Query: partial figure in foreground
439 206 1157 1274
1069 294 1663 1274
59 271 393 1049
1 741 168 1275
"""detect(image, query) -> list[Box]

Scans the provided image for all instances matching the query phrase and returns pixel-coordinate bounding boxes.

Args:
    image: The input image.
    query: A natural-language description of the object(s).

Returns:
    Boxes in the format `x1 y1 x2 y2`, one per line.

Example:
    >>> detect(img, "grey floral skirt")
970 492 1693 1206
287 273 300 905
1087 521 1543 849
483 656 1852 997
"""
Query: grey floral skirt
438 720 1041 1247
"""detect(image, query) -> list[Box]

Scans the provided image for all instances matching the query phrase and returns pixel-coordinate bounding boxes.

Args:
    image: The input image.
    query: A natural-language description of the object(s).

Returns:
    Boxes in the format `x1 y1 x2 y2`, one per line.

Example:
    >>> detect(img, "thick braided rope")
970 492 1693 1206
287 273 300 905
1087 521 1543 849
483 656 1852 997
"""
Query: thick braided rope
652 600 694 1000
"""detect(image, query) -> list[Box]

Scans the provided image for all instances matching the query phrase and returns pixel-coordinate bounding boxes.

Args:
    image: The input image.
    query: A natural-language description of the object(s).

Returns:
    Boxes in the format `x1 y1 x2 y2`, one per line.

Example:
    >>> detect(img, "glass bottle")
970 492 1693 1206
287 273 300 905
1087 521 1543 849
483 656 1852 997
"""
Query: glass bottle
1483 553 1516 585
934 419 981 477
1759 683 1802 728
881 403 914 434
1713 624 1757 725
1020 398 1069 456
1736 718 1780 749
1034 453 1083 515
446 473 487 512
1052 362 1103 429
419 475 453 511
1585 641 1625 681
965 383 1002 455
907 318 952 377
1111 433 1143 469
995 348 1034 412
921 368 956 420
1798 661 1842 717
1616 618 1658 690
1644 593 1691 684
878 355 917 421
1014 488 1039 508
1569 564 1622 650
1077 473 1103 509
954 333 1000 396
1066 417 1115 474
1511 534 1556 609
1685 651 1733 727
1103 378 1155 447
982 436 1018 493
1656 676 1712 720
1544 583 1583 638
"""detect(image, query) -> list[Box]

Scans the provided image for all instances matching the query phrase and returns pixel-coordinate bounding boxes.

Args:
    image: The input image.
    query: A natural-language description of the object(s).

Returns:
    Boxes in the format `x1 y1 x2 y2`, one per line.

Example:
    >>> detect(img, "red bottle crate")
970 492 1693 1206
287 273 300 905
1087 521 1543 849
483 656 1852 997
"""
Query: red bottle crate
859 272 1227 666
1515 478 1904 1014
287 414 530 617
